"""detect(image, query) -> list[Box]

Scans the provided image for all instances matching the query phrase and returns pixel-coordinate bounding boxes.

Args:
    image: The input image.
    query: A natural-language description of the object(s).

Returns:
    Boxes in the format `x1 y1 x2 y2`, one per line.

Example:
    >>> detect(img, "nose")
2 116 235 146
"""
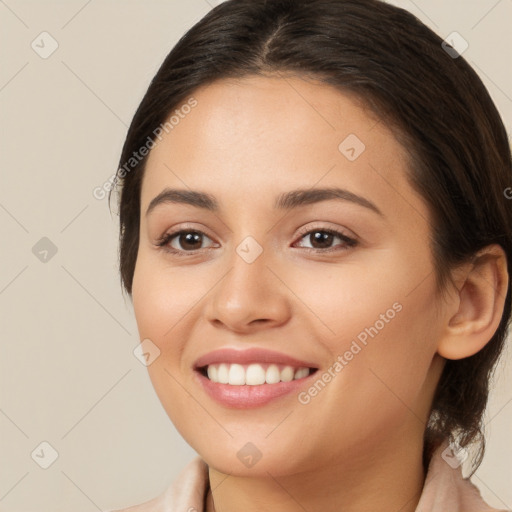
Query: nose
205 240 292 334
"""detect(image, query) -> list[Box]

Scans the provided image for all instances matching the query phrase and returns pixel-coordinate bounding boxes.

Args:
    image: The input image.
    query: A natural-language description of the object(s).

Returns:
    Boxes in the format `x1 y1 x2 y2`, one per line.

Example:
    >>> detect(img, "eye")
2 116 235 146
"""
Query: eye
156 229 216 255
294 227 357 252
155 226 357 256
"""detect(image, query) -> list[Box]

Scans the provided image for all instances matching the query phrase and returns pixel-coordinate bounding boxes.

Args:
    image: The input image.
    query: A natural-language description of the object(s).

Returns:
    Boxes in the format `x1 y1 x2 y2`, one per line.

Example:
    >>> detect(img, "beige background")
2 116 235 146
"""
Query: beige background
0 0 511 510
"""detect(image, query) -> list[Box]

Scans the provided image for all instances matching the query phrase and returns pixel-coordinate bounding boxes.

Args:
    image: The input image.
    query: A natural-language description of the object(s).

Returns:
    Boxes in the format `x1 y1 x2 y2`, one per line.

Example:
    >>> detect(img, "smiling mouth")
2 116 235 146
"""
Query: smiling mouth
197 363 318 386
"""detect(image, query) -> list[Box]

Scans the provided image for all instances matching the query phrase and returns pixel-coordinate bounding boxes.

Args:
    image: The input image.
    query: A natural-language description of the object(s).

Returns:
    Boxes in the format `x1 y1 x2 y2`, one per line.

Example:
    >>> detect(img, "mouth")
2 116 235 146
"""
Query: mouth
192 348 319 408
197 363 317 385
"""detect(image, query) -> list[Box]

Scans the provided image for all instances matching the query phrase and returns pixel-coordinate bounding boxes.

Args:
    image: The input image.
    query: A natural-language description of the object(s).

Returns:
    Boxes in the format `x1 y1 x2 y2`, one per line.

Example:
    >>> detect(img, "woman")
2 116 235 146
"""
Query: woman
108 0 512 510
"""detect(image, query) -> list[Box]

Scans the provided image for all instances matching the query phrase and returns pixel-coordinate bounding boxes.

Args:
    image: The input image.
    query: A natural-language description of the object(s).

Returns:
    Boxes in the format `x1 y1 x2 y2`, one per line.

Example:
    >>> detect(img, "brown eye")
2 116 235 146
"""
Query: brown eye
307 231 335 249
295 228 357 252
174 231 204 251
157 230 216 253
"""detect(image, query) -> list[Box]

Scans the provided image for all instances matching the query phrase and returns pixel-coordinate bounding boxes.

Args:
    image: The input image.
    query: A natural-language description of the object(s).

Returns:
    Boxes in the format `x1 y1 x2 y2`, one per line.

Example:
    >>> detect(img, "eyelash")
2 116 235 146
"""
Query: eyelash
155 226 358 257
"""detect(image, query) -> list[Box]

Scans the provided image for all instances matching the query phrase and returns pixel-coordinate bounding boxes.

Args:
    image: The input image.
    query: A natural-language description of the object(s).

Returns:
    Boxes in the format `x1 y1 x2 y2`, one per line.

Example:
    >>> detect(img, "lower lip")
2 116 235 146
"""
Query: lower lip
194 369 317 408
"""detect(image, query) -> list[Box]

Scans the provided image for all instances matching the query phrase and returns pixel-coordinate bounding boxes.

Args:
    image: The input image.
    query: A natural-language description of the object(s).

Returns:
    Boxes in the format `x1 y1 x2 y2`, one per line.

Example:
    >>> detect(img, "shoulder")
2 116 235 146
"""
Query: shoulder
107 457 209 512
417 442 510 512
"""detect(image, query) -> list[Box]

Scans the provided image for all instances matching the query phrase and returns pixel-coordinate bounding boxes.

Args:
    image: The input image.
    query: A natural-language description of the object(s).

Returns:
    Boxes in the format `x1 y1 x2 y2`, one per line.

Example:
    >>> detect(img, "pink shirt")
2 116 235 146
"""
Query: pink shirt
109 443 510 512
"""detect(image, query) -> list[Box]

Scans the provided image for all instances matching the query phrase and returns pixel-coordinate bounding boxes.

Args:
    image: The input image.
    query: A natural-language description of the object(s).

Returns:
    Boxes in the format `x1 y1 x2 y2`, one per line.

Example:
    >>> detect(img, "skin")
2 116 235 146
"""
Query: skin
131 74 508 512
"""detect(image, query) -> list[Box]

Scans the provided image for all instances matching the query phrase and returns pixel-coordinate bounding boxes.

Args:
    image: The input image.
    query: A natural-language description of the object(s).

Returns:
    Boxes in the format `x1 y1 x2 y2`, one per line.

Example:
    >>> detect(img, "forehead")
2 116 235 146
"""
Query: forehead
140 74 429 224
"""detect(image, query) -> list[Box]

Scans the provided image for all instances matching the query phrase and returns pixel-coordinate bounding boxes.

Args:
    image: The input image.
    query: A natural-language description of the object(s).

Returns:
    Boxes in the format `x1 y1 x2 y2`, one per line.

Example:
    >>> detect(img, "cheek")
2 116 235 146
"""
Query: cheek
287 252 440 421
132 255 211 343
325 287 440 435
131 256 215 437
293 309 440 465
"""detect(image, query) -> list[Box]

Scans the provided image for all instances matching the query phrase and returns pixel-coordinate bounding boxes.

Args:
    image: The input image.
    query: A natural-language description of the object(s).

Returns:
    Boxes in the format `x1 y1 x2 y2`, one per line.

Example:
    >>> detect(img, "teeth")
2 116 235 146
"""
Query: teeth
207 365 217 382
280 366 294 382
246 363 266 385
228 363 245 385
204 363 312 385
265 364 281 384
294 367 309 379
217 363 229 384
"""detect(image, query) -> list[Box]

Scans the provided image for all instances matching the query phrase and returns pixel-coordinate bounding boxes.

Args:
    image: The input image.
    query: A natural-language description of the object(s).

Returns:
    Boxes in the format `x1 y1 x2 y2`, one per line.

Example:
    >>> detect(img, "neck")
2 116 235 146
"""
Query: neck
205 435 426 512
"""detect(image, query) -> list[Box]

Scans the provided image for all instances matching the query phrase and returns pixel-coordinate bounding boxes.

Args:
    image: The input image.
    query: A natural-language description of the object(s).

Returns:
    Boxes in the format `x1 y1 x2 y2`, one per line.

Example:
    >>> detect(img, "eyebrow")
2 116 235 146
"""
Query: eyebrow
145 187 383 216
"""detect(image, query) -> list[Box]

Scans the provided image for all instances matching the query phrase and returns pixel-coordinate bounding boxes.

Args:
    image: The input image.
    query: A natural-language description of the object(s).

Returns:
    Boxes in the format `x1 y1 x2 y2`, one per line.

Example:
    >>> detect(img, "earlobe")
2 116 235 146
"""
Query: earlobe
437 244 509 360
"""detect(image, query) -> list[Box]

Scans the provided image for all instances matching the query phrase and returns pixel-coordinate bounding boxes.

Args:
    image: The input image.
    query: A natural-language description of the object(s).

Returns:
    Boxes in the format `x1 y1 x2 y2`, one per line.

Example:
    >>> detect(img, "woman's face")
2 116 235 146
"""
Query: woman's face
132 75 447 476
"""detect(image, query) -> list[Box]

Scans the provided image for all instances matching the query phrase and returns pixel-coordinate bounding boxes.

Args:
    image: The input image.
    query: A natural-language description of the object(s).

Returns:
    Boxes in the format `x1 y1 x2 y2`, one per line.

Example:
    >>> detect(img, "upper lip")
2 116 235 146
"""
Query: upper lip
193 348 318 369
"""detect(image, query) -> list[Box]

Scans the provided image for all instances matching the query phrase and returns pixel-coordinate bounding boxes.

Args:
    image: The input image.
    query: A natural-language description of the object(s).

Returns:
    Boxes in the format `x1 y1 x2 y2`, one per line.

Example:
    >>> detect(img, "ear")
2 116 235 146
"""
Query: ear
437 244 509 360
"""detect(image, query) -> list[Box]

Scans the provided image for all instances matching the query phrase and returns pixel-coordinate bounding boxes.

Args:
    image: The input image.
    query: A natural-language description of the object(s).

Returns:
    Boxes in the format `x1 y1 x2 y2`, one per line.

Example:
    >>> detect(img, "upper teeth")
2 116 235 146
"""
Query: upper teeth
206 363 311 385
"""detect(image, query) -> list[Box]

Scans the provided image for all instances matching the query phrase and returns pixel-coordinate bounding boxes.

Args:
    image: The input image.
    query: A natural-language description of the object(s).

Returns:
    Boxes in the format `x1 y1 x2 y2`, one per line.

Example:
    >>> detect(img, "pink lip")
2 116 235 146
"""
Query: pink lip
194 372 317 408
192 347 319 409
193 347 318 370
